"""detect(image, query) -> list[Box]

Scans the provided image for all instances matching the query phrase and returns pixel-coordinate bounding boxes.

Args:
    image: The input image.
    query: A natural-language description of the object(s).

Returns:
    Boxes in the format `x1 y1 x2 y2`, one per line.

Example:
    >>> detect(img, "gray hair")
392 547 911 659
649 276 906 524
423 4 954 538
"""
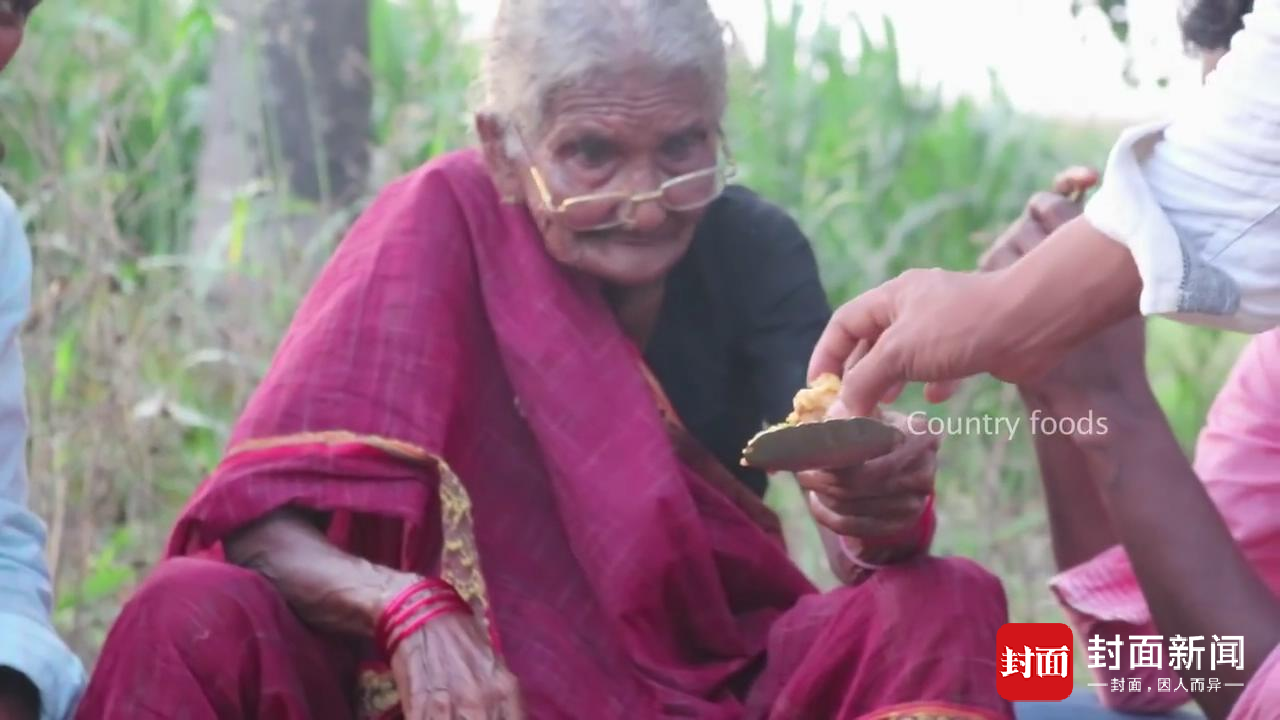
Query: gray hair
475 0 728 156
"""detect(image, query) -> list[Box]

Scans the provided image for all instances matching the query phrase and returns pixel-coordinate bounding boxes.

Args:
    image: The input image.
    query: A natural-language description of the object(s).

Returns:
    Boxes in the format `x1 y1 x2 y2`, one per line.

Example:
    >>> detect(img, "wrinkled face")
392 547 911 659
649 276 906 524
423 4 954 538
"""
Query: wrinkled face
488 67 722 287
0 7 24 73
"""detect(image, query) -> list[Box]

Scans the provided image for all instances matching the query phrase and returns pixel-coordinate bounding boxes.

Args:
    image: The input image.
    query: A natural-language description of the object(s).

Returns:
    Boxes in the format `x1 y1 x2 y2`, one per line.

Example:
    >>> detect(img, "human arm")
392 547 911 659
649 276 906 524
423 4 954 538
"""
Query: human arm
225 508 521 720
983 182 1188 711
811 4 1280 416
0 190 85 720
993 185 1280 716
1044 328 1280 718
1045 375 1280 719
979 170 1130 573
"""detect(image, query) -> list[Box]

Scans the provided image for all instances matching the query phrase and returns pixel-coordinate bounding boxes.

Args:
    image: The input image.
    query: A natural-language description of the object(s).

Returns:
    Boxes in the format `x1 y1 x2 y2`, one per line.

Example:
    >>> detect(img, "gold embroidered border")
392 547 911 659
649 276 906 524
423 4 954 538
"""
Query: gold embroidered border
227 430 432 464
356 667 399 719
867 704 996 720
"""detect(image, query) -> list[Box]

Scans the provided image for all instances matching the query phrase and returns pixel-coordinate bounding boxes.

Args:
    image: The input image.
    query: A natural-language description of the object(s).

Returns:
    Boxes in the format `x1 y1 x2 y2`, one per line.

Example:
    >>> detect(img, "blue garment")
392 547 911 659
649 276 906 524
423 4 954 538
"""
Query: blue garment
0 187 85 719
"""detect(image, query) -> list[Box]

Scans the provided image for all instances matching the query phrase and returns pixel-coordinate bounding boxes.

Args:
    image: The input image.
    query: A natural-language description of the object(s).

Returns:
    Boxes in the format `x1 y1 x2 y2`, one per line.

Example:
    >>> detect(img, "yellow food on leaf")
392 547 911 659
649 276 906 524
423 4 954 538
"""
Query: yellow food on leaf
785 372 841 425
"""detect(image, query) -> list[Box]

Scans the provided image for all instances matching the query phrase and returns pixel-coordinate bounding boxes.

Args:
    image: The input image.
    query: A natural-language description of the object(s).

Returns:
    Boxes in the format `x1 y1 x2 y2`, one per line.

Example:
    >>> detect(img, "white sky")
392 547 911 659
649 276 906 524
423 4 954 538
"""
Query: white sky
462 0 1204 124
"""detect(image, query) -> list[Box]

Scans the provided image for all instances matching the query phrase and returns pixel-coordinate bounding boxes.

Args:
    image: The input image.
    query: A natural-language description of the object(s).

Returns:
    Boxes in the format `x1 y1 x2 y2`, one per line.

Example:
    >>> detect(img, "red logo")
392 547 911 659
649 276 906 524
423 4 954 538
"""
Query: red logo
997 623 1074 702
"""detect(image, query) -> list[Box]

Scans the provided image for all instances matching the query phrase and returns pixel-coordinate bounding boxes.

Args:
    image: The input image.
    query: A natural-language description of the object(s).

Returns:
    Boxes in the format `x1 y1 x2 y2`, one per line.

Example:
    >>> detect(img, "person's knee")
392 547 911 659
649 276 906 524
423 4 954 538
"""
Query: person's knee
869 556 1008 627
116 557 285 650
927 556 1005 602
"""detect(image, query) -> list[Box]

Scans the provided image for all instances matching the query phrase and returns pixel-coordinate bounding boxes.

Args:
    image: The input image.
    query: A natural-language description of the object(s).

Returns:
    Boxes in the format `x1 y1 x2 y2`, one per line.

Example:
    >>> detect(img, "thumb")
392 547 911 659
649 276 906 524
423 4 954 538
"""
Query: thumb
809 284 892 381
839 339 901 417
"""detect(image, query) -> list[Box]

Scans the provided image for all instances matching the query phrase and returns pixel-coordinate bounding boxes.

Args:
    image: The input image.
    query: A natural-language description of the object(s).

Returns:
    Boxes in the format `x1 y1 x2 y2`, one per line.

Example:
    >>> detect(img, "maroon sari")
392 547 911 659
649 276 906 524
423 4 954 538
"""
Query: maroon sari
80 150 1011 719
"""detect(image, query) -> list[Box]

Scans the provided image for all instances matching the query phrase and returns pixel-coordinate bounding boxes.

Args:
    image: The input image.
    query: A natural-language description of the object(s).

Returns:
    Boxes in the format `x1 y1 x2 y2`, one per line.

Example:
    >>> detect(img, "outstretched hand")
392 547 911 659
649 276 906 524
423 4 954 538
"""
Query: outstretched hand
809 166 1130 416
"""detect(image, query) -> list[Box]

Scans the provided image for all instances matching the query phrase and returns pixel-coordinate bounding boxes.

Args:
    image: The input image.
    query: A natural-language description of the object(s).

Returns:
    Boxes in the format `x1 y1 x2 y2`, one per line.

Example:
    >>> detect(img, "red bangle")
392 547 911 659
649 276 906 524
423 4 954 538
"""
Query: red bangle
376 590 466 653
375 578 467 652
384 599 470 659
375 578 458 642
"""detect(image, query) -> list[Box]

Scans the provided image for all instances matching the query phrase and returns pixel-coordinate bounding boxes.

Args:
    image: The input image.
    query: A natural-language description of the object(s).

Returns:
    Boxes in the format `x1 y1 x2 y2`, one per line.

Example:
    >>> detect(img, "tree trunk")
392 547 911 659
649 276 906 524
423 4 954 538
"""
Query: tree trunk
188 0 371 350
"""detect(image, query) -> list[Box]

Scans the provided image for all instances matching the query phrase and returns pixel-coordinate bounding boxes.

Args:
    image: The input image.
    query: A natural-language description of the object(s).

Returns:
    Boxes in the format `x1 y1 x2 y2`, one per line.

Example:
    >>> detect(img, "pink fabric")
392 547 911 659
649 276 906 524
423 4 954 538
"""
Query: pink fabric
92 149 1010 719
1230 644 1280 720
1050 329 1280 712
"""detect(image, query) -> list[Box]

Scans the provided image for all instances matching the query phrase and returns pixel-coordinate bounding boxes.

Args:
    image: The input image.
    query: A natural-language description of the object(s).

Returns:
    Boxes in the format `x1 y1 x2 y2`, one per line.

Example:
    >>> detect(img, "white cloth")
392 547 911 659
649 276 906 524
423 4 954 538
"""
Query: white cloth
0 187 85 720
1084 0 1280 332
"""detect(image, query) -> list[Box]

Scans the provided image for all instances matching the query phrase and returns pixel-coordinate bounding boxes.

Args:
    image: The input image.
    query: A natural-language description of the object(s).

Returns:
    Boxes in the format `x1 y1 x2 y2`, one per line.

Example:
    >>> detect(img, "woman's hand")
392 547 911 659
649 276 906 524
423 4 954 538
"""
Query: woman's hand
798 411 938 548
390 612 523 720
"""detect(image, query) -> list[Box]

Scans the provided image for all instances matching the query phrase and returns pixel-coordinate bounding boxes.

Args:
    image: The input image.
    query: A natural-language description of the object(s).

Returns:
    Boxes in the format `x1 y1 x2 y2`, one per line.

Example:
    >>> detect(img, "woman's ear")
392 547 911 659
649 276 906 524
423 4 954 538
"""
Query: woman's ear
475 113 523 203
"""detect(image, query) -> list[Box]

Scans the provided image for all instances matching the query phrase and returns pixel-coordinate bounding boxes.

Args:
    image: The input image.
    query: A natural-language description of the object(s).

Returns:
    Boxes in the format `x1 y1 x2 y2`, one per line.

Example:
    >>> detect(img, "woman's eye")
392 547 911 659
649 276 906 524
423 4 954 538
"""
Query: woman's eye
571 138 617 168
661 136 694 162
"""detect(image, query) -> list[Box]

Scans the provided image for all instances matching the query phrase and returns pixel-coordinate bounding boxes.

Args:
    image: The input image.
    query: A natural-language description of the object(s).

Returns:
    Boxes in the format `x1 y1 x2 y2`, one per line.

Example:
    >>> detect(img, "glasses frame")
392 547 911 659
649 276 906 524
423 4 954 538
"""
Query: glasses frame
514 125 738 232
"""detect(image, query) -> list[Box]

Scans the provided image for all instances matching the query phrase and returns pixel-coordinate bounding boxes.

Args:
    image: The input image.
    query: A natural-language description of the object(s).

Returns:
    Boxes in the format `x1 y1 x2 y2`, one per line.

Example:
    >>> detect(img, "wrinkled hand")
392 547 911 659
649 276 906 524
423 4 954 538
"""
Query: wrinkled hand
391 613 523 720
798 411 938 543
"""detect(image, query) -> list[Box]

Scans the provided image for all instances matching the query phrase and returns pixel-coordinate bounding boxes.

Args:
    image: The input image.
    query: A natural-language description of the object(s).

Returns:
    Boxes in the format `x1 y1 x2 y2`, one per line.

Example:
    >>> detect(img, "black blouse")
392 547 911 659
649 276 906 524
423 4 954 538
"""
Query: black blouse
644 186 832 497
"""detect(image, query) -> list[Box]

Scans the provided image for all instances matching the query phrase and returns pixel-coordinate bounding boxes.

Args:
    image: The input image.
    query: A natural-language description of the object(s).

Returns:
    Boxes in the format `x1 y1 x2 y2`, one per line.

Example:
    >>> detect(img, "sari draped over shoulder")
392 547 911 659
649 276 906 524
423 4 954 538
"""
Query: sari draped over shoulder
167 149 817 718
81 149 1012 720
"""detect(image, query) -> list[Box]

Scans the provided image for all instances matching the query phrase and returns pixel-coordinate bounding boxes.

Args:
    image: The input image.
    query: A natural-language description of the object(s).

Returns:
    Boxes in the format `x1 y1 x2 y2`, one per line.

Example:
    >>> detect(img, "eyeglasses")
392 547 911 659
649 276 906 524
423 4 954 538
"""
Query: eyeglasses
515 126 737 232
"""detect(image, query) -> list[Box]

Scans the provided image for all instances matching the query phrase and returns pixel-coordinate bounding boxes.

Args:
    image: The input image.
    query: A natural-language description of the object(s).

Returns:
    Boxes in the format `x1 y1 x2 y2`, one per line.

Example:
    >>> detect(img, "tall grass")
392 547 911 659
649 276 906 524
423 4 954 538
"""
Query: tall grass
0 0 1240 661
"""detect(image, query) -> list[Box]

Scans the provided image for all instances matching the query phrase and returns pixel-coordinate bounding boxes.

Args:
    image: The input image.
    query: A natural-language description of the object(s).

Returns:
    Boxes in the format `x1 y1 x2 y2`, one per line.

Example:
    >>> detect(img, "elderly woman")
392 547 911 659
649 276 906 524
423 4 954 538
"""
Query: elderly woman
77 2 1008 718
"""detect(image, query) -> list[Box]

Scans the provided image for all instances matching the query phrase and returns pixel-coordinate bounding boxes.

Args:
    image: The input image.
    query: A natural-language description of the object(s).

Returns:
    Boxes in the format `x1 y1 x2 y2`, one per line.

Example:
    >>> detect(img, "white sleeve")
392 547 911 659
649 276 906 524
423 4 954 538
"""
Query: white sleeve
1084 0 1280 333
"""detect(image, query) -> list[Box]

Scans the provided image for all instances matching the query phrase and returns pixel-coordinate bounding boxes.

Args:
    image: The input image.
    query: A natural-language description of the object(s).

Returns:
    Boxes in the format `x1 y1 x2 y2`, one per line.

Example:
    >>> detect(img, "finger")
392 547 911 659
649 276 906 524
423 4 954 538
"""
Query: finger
881 381 905 404
494 671 524 717
808 285 893 381
497 672 525 720
1026 191 1082 234
838 336 903 418
454 691 487 720
832 440 922 496
924 379 962 403
844 427 938 491
1051 166 1100 197
424 690 453 720
978 243 1023 273
978 213 1038 272
473 673 516 720
816 490 927 521
808 490 900 538
796 470 862 502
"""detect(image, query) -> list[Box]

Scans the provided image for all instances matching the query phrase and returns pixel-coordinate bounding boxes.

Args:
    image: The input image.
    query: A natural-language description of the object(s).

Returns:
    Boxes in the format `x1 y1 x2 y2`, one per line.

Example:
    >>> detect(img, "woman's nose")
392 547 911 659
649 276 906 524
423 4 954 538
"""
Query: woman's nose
623 195 668 231
619 164 668 230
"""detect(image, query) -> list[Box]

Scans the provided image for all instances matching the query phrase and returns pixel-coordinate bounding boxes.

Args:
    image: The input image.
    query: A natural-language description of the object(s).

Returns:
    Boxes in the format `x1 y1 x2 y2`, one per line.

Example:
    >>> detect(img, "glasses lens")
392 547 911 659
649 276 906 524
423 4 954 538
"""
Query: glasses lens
562 195 626 230
662 169 723 210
